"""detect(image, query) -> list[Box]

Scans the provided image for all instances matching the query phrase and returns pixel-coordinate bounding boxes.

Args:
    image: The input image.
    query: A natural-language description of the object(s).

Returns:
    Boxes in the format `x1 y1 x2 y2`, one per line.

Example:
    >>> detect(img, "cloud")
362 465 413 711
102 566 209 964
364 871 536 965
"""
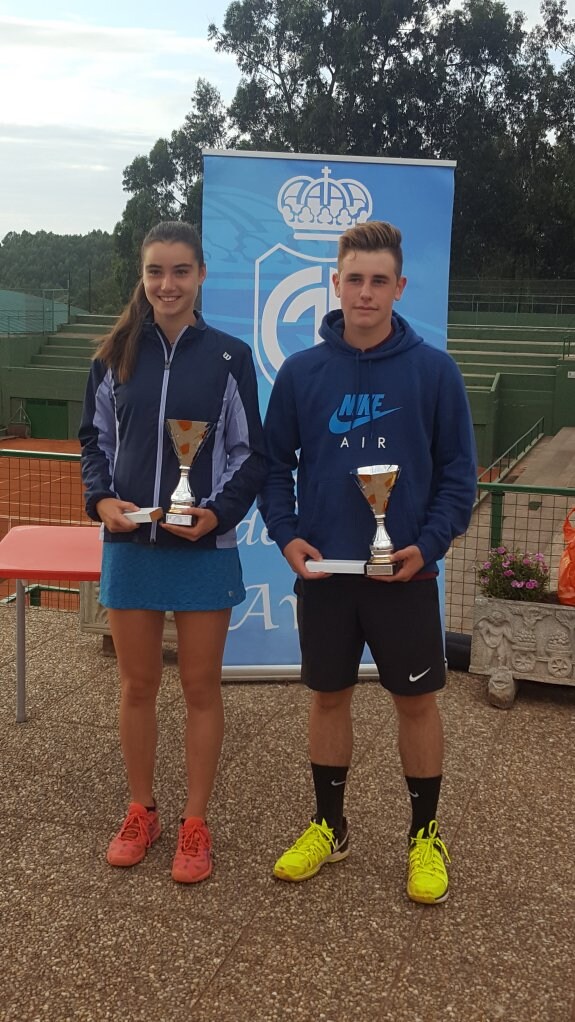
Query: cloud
0 15 239 137
0 123 156 151
0 124 158 236
0 11 239 237
0 15 221 57
53 163 110 172
0 123 147 235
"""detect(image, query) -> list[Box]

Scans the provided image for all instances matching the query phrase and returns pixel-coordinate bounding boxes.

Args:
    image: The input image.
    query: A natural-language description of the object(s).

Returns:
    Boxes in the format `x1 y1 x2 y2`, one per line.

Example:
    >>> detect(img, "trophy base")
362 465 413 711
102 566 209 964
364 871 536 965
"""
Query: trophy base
365 561 396 577
165 512 196 526
306 559 365 575
123 507 163 524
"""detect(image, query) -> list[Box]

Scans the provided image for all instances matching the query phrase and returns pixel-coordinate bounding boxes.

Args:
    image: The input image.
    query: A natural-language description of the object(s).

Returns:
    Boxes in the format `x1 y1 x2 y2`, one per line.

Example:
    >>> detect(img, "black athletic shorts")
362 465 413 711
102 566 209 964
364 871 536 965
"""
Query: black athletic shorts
295 575 445 696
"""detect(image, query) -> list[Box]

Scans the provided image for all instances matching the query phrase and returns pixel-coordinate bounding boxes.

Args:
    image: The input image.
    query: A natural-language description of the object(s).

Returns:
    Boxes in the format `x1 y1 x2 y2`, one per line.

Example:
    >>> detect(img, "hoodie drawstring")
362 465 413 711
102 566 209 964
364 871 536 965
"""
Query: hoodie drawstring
352 351 375 441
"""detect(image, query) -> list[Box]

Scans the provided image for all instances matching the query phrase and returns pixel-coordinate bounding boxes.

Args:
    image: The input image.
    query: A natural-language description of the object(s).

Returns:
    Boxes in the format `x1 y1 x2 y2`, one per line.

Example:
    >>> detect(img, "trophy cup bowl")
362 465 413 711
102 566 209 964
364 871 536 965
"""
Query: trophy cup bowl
165 419 214 526
352 464 401 576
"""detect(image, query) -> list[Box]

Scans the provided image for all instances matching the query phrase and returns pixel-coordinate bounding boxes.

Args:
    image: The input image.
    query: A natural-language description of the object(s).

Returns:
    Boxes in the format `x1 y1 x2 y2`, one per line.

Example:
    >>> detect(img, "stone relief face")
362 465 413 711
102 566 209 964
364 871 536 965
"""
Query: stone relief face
489 610 507 624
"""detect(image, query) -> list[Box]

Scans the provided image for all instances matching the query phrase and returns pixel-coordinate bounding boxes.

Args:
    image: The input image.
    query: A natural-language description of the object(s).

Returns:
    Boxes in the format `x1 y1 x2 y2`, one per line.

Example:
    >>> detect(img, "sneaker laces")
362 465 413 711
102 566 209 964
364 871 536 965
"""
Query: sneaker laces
293 820 335 863
118 809 153 847
180 820 209 857
410 820 451 870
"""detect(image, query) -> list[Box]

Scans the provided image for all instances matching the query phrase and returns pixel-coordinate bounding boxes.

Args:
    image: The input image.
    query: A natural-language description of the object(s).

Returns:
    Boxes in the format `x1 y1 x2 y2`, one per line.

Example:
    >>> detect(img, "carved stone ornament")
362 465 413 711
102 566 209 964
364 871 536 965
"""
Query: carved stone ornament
470 595 575 706
487 667 519 709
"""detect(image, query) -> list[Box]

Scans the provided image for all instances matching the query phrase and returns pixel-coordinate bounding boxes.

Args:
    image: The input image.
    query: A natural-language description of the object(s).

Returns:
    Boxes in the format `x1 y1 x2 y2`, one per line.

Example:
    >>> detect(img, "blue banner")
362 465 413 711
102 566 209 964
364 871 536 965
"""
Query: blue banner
202 151 455 669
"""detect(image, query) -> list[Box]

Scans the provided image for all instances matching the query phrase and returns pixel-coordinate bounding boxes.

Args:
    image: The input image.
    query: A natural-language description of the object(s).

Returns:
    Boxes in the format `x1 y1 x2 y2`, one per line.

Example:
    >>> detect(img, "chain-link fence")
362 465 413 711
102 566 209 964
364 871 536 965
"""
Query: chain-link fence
446 483 575 634
2 448 574 631
0 448 92 608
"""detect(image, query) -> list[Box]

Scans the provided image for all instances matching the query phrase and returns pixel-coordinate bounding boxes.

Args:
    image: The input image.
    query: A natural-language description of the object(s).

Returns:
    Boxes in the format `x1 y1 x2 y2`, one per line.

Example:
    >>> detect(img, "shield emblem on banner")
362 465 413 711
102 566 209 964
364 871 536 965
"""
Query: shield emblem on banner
254 243 339 385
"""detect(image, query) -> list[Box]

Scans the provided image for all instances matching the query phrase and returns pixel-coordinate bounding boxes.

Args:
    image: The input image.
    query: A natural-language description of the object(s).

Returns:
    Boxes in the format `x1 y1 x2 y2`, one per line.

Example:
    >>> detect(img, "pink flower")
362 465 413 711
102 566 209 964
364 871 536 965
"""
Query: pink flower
525 580 539 589
504 570 514 577
511 580 525 588
483 561 491 569
496 547 507 554
523 557 532 565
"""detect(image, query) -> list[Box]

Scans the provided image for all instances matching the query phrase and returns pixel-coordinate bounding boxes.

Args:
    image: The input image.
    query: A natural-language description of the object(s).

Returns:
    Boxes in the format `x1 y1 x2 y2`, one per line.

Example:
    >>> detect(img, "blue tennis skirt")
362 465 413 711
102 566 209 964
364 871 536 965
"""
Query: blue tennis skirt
99 542 246 612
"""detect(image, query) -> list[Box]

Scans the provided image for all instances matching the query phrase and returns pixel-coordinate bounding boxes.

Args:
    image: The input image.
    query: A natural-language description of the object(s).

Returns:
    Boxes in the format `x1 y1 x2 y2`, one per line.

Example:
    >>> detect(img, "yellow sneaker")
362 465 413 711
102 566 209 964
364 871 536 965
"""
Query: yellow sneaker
407 819 450 904
273 818 349 882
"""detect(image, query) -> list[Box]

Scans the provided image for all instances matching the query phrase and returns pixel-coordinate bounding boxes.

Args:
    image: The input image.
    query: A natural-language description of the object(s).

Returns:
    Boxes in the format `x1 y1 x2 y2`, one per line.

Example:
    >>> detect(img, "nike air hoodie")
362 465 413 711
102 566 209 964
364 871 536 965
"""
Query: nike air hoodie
258 309 477 573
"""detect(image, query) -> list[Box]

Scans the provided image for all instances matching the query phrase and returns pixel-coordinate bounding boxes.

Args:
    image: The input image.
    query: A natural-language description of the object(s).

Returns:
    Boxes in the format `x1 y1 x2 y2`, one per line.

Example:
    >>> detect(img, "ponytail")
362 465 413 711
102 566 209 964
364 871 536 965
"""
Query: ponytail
93 280 151 383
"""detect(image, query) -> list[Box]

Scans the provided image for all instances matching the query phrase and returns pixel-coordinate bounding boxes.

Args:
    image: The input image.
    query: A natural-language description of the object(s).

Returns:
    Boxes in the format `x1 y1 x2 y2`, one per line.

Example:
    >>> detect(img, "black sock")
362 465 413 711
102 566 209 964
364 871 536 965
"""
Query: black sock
311 762 348 834
146 805 156 813
405 775 442 837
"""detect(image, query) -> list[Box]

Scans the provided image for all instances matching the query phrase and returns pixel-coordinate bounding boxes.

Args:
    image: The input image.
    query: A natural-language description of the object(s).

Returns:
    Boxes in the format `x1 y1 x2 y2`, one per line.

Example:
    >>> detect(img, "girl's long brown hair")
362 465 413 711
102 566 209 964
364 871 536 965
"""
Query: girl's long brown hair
94 221 204 383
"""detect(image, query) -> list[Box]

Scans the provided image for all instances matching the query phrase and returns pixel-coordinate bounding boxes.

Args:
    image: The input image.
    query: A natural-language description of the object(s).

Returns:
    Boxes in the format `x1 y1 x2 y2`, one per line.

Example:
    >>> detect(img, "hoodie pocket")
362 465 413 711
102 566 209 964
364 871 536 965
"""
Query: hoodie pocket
299 473 375 559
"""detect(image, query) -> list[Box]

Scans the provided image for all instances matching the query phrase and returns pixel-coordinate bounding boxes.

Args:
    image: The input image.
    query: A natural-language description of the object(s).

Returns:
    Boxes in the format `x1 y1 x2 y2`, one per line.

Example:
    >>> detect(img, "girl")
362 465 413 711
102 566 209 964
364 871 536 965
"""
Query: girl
79 221 266 883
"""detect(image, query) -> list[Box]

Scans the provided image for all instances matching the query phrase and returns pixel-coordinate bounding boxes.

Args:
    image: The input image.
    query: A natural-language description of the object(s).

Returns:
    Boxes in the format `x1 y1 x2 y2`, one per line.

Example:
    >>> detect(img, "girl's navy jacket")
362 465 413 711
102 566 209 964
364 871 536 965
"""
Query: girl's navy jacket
79 315 267 549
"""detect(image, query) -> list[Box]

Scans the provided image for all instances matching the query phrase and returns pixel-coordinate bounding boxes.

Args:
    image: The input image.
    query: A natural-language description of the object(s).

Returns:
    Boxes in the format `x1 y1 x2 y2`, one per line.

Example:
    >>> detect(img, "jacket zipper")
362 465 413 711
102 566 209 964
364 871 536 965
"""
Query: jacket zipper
150 327 187 541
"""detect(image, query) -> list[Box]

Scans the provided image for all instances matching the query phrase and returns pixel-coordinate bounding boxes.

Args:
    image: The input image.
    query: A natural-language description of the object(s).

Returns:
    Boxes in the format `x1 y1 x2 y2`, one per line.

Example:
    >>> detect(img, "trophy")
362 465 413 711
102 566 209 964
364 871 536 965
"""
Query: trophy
352 464 401 576
165 419 214 525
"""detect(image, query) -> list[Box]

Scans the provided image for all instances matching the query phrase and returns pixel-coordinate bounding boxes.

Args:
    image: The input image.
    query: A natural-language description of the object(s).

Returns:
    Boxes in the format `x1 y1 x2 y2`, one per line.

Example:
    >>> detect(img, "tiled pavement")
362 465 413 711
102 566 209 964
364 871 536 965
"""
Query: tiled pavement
2 607 575 1022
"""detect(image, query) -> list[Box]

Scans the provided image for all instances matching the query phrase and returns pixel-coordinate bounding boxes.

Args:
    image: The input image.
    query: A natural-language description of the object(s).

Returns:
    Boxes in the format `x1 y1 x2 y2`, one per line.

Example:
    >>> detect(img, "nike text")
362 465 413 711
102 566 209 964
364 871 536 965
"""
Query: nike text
329 393 400 434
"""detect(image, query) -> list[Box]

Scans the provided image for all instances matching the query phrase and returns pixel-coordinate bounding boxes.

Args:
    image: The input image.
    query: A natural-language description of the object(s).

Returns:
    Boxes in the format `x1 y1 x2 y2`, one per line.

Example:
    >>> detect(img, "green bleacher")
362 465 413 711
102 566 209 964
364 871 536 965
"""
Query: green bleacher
29 314 114 371
446 310 575 465
2 302 575 453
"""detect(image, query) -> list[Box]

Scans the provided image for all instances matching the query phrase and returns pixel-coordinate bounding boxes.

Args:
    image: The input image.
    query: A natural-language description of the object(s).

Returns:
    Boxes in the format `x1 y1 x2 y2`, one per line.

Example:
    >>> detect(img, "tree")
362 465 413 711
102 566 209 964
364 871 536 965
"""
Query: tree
0 230 122 313
117 0 575 280
212 0 575 277
114 79 230 299
540 0 575 56
209 0 454 156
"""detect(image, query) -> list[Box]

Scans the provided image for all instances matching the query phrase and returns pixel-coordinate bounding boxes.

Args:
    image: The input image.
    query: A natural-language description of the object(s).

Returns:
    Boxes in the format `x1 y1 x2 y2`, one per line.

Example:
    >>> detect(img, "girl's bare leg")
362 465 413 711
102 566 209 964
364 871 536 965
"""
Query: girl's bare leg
108 609 165 806
174 609 231 819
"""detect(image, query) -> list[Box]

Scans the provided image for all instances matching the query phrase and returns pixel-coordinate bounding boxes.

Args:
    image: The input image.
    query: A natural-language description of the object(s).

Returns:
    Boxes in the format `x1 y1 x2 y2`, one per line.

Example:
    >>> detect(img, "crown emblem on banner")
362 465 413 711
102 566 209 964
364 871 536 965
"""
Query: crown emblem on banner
278 165 373 241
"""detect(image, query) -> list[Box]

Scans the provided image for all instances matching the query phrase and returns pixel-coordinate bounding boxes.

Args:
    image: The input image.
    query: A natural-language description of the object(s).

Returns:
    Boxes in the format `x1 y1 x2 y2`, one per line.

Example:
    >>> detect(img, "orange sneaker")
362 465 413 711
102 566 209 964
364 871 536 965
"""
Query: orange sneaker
106 802 161 867
171 817 213 883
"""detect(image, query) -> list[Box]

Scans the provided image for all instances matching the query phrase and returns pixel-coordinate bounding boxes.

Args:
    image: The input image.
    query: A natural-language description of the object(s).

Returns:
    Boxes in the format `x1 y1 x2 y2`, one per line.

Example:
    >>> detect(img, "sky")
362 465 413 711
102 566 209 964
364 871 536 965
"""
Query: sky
0 0 550 238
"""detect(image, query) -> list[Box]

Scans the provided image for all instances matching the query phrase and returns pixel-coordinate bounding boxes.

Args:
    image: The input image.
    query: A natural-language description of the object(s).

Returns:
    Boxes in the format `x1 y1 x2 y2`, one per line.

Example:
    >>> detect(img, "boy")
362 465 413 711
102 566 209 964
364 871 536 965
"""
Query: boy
258 221 476 903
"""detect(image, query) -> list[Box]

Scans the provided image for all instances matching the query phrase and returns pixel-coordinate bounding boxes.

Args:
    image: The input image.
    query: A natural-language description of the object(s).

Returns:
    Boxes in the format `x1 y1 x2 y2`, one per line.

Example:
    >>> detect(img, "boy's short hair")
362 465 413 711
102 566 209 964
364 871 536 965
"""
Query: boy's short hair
338 221 403 276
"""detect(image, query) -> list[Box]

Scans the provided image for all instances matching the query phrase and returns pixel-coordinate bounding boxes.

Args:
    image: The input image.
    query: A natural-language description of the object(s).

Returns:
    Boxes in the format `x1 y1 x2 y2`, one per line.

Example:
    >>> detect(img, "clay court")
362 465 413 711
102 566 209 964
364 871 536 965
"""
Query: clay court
0 438 89 604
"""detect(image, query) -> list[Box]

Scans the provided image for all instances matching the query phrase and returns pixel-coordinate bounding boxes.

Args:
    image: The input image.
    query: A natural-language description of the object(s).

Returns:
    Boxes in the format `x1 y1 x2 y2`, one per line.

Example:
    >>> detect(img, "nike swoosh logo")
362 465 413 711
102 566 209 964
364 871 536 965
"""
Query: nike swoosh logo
330 779 346 786
408 791 420 798
328 407 400 434
409 668 431 683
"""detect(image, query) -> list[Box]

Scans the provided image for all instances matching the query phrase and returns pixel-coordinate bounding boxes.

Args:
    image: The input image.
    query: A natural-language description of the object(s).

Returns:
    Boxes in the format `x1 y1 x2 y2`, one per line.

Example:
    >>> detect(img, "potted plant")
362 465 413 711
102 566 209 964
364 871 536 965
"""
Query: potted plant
476 547 551 603
469 546 575 707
